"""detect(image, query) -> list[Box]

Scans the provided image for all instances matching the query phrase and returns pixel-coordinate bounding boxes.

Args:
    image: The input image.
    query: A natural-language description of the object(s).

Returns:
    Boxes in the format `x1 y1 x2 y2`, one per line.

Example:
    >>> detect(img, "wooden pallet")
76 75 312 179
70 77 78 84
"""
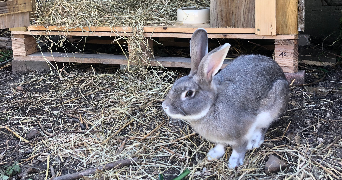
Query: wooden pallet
11 25 298 73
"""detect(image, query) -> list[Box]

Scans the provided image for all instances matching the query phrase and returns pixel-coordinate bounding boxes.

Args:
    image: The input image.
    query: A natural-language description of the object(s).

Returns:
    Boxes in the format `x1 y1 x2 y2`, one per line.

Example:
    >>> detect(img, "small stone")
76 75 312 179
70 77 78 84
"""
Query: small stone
265 155 288 174
26 128 39 140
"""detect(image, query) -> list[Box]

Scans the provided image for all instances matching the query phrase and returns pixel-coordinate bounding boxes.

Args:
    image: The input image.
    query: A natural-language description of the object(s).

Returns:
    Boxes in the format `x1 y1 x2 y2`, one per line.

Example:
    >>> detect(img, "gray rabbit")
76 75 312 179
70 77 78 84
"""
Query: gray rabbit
162 29 289 168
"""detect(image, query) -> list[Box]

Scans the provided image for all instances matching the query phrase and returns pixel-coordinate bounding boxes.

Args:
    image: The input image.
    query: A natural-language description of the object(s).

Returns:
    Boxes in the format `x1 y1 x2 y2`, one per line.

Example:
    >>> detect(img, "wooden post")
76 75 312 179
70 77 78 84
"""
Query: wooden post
210 0 255 28
276 0 298 35
255 0 276 35
274 39 298 73
255 0 298 35
12 34 37 56
128 38 154 65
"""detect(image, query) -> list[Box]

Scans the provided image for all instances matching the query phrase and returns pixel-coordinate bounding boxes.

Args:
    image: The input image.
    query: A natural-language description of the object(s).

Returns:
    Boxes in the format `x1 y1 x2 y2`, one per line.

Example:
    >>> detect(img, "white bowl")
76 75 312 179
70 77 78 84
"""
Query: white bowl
177 7 210 24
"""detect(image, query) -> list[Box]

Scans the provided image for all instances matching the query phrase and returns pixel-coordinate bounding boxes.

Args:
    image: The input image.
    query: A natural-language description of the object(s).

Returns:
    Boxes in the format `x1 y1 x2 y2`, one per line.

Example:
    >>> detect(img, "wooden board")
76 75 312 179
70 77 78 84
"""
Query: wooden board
0 0 32 15
276 0 298 35
12 30 297 40
13 52 235 69
0 11 30 29
210 0 255 28
255 0 276 36
27 25 255 34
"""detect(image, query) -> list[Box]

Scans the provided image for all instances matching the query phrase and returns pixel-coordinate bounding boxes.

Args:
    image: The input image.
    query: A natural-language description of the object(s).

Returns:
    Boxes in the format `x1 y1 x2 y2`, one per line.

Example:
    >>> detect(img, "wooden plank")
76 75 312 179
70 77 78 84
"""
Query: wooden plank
210 0 255 28
12 30 297 40
276 0 298 35
274 39 298 73
255 0 276 36
9 26 27 31
27 25 255 34
0 11 30 29
13 52 234 68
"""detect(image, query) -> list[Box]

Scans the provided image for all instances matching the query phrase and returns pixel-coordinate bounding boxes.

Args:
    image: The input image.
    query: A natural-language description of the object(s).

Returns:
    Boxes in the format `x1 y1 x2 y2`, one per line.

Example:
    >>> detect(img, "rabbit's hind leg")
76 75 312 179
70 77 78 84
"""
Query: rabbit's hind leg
228 145 247 168
246 128 267 150
207 144 225 160
245 111 272 150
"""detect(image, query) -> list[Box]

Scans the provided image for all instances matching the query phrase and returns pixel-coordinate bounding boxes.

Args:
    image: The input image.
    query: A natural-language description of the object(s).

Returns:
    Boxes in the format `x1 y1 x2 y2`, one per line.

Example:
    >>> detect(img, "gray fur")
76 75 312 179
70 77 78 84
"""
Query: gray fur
162 29 289 168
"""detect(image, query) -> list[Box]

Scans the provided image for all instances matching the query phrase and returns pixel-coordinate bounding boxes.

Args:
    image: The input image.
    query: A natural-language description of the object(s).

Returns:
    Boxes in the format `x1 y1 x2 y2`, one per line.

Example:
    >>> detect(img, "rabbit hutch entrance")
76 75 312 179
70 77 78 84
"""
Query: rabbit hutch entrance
5 0 301 82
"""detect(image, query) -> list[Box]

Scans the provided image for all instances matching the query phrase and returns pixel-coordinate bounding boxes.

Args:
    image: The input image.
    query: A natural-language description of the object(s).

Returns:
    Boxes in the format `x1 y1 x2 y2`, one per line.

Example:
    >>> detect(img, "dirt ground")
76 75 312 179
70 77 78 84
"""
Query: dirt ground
0 61 341 179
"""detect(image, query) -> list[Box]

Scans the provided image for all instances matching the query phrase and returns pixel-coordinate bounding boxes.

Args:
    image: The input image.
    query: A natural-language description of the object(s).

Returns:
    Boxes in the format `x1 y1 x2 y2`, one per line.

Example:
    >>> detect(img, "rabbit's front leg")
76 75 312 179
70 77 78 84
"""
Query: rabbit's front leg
207 144 225 160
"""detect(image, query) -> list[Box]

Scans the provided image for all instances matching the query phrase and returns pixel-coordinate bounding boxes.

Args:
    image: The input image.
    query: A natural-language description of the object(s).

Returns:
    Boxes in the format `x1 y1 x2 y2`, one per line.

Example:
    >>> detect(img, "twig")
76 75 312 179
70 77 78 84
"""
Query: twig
323 136 341 152
20 153 41 164
172 132 197 142
281 121 291 140
2 126 29 143
51 158 137 180
102 118 134 144
140 121 165 141
38 122 53 136
45 154 50 180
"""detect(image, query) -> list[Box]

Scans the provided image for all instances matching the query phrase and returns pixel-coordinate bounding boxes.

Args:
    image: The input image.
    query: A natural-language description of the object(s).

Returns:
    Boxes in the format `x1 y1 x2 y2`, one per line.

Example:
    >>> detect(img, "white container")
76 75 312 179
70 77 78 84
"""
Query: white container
177 7 210 24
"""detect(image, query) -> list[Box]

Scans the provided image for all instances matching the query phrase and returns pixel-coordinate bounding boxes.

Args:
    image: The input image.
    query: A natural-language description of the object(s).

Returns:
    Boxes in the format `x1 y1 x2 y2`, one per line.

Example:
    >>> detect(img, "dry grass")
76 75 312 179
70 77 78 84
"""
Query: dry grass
33 0 210 27
1 64 341 179
1 1 340 179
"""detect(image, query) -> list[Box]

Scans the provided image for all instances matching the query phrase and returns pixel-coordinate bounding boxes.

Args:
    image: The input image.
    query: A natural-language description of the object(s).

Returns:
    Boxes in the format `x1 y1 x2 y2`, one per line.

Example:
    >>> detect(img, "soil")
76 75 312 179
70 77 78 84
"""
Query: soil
0 61 341 179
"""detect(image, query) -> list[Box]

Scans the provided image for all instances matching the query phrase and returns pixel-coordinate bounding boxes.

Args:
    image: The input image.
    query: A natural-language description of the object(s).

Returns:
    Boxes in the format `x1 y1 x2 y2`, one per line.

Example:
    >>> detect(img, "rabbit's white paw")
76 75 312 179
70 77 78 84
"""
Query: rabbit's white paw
207 144 225 160
246 130 264 150
228 150 245 168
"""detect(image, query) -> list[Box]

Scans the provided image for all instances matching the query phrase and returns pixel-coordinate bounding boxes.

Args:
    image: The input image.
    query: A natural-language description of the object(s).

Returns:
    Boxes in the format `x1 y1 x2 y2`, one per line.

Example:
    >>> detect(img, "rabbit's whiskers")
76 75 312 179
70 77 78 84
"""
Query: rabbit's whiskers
176 106 187 116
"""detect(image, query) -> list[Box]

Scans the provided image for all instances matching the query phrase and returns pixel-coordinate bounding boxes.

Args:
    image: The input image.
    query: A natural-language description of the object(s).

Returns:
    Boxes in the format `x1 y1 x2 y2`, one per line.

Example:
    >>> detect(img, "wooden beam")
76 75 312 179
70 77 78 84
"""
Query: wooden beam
274 39 298 73
255 0 276 36
0 11 30 29
27 25 255 34
276 0 298 35
13 52 236 69
12 30 297 40
12 34 37 56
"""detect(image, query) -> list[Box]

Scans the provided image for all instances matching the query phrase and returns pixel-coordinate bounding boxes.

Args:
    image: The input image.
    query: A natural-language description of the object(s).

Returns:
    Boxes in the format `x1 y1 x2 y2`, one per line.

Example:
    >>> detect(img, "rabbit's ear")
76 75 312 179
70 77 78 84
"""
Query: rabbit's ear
197 43 231 83
190 28 208 76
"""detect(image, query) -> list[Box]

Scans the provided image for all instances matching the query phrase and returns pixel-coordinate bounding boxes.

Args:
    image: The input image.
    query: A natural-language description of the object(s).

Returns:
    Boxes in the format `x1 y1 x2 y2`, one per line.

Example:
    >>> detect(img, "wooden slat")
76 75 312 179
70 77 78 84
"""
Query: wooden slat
255 0 276 36
27 25 255 34
0 0 32 16
0 11 30 29
210 0 255 28
12 30 297 40
276 0 298 35
13 52 235 69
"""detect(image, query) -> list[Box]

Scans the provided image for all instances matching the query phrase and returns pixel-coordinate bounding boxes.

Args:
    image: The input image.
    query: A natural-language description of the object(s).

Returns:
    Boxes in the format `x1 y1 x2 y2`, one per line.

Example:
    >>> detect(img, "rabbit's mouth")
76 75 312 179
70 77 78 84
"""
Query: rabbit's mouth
162 103 210 121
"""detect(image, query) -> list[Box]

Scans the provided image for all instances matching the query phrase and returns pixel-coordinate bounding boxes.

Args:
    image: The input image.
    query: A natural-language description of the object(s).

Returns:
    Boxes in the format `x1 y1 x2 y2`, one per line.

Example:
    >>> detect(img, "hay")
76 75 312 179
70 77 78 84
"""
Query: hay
1 64 341 179
33 0 210 27
32 0 210 68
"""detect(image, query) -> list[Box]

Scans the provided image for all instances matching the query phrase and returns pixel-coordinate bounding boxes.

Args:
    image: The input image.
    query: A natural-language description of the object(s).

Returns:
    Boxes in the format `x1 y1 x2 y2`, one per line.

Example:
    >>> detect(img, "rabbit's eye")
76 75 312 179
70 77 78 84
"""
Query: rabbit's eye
185 90 194 97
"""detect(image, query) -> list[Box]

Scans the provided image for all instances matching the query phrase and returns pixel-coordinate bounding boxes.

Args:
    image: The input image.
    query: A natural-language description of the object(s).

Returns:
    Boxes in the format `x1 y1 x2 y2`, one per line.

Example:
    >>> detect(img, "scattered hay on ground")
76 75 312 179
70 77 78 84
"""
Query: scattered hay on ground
0 63 341 179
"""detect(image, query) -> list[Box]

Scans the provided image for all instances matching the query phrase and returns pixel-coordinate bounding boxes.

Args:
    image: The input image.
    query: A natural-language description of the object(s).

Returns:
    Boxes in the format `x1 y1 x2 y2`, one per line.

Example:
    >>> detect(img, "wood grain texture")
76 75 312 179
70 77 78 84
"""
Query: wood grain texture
0 0 32 15
210 0 255 28
0 12 30 29
12 30 297 40
12 34 37 56
27 25 255 34
255 0 276 36
276 0 298 35
274 39 298 73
